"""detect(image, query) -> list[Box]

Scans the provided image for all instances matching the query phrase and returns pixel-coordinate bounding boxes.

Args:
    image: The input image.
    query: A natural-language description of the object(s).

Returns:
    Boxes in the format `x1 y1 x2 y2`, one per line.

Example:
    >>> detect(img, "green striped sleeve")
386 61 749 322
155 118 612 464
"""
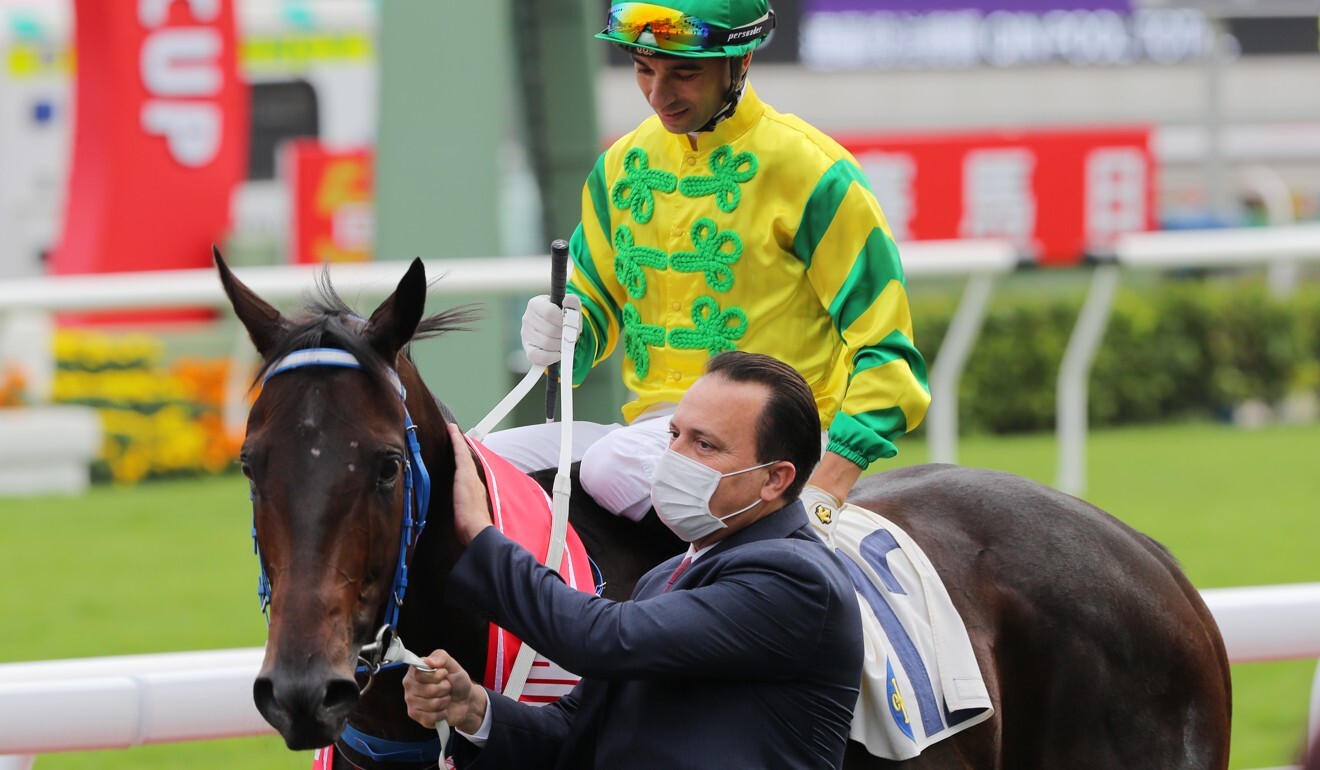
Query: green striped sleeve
852 329 928 385
585 153 612 244
792 159 875 270
826 227 905 335
567 224 619 386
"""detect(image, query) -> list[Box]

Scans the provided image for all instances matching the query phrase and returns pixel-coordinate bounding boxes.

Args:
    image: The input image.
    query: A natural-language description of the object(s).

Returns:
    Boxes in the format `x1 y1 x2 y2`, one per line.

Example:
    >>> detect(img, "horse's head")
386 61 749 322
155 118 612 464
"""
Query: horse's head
216 249 471 749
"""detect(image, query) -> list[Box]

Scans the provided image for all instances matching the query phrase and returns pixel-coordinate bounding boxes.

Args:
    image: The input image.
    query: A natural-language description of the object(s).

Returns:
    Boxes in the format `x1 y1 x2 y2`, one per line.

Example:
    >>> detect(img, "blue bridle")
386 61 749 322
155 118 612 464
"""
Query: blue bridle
253 348 432 636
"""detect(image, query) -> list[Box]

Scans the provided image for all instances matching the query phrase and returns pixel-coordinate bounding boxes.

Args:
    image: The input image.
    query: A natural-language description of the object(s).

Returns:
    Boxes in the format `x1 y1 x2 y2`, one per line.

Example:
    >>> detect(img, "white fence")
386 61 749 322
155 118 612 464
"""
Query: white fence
0 241 1017 456
1 583 1317 767
1056 222 1320 495
2 228 1319 488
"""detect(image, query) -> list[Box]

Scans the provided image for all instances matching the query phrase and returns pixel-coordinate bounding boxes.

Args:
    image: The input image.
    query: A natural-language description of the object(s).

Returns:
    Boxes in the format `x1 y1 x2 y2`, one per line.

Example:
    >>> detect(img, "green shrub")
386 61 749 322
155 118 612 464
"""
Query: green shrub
909 275 1320 435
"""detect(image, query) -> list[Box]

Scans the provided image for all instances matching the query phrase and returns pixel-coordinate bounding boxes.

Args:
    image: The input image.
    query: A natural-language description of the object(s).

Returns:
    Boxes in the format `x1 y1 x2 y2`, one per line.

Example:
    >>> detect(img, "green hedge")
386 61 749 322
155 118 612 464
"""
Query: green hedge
909 276 1320 435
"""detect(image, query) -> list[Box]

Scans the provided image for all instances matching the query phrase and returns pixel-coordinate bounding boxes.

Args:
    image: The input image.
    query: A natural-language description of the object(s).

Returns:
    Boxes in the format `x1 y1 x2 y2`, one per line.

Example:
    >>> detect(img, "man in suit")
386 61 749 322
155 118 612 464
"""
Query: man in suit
408 351 863 769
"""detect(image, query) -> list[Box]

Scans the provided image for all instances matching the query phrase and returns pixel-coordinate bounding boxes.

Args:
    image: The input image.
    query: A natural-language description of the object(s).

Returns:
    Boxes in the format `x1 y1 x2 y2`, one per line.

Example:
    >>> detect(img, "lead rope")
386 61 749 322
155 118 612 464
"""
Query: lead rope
382 636 449 762
354 627 449 764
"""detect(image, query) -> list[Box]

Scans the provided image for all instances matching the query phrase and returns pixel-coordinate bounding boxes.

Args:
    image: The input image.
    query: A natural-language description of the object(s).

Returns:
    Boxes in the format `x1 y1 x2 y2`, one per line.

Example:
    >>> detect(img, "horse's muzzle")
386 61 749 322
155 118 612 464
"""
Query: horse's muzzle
253 670 360 750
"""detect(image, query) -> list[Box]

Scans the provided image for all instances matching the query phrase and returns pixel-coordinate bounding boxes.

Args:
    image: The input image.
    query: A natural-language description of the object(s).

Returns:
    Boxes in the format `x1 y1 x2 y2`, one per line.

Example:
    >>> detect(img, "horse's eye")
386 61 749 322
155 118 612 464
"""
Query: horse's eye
378 457 402 485
240 462 254 480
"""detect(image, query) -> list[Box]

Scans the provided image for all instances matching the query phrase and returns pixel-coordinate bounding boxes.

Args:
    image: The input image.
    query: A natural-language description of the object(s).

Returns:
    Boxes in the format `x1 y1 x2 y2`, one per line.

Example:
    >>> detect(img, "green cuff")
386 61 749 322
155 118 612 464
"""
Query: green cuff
827 410 900 468
824 439 868 470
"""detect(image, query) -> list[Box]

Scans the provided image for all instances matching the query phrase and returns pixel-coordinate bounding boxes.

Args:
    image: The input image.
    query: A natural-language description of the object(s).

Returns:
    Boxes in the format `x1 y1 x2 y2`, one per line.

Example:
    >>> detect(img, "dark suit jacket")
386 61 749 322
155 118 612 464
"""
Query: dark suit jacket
445 500 863 769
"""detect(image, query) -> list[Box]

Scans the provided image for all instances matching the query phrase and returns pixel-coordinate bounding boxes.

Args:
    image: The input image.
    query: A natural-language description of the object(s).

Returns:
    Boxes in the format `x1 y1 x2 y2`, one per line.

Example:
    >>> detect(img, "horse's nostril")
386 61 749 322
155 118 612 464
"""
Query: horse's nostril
253 676 276 713
323 678 360 718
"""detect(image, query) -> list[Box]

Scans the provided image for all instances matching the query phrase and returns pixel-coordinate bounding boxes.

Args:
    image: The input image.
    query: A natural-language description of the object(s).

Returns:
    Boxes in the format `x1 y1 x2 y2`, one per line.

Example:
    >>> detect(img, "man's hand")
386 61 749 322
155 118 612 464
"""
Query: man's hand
520 294 563 366
404 649 488 735
447 423 493 546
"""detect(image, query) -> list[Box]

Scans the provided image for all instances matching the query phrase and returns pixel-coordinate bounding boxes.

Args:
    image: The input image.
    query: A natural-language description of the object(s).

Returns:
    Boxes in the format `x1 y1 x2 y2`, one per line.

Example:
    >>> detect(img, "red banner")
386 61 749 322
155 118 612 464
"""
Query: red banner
839 128 1155 265
284 141 374 265
52 0 248 282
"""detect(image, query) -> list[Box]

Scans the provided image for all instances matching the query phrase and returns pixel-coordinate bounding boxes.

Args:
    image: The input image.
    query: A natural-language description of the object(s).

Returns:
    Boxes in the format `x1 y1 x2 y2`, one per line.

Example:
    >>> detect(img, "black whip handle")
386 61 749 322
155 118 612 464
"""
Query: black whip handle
545 239 569 423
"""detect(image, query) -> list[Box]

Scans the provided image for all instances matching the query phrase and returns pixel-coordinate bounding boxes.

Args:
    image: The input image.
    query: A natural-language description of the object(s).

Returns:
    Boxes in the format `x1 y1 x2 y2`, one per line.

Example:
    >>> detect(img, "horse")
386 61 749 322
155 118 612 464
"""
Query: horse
216 253 1232 769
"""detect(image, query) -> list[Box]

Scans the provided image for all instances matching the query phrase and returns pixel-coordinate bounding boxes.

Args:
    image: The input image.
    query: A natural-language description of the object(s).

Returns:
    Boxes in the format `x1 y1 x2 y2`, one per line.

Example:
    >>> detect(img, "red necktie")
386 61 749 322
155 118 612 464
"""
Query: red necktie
664 557 693 593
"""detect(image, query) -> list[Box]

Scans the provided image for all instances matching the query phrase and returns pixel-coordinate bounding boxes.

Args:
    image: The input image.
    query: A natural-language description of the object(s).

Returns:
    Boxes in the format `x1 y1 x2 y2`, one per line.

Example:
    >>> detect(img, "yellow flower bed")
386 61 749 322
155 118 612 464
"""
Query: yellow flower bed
51 329 241 484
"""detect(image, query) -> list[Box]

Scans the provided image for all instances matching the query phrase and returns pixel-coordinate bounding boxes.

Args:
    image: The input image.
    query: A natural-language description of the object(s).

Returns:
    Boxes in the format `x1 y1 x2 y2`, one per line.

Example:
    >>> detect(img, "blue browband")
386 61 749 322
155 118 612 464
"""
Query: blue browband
254 348 433 634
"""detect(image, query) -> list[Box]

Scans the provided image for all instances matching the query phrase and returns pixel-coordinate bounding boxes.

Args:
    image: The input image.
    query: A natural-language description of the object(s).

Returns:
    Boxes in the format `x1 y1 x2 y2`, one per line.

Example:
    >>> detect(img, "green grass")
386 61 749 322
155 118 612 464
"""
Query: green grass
2 422 1317 768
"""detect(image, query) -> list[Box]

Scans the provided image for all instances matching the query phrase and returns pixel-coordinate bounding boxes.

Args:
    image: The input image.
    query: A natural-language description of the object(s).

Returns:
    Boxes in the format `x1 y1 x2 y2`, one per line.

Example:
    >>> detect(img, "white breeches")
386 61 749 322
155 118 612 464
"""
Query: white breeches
482 409 676 522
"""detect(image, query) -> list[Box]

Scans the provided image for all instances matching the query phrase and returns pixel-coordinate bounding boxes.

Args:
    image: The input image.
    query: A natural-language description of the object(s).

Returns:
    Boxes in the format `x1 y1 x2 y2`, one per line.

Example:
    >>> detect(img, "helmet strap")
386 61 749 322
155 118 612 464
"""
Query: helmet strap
696 56 749 133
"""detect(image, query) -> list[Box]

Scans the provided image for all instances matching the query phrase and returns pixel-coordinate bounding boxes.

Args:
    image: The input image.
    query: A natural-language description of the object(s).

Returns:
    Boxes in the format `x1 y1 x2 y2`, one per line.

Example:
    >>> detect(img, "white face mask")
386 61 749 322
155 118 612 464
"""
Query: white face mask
650 449 776 543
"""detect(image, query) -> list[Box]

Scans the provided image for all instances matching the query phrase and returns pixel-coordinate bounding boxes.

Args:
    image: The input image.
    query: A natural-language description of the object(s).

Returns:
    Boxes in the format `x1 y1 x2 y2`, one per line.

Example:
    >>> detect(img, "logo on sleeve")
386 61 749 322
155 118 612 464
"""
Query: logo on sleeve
812 502 833 526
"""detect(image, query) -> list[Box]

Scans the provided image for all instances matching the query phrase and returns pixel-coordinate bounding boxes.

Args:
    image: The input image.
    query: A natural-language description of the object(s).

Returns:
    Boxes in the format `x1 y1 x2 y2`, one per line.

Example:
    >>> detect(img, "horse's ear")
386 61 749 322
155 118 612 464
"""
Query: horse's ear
364 258 427 365
214 245 291 359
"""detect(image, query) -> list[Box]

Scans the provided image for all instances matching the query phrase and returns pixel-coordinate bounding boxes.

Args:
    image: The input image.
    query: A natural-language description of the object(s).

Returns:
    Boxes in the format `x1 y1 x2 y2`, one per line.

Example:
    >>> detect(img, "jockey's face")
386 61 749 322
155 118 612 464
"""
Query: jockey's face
632 53 735 135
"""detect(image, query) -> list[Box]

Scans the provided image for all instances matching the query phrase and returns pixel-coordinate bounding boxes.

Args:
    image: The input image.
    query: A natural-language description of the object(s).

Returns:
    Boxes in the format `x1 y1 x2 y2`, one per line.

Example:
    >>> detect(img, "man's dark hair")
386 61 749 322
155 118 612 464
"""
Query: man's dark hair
704 351 820 501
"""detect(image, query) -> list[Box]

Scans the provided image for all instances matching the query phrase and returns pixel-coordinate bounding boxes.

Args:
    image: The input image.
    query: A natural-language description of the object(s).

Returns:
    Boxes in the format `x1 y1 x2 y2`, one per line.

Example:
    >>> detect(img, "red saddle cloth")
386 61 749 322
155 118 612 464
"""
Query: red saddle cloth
464 435 595 702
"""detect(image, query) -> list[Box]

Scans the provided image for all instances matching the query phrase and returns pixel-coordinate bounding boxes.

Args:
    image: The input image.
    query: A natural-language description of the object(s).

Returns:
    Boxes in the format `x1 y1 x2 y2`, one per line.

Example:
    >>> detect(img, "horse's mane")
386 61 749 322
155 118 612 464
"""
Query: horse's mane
253 269 483 397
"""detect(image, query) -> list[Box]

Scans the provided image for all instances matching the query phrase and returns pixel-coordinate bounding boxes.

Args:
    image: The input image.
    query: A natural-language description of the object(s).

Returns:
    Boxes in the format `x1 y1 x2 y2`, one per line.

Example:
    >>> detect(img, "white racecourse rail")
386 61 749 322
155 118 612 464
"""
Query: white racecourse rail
0 584 1317 762
0 241 1015 447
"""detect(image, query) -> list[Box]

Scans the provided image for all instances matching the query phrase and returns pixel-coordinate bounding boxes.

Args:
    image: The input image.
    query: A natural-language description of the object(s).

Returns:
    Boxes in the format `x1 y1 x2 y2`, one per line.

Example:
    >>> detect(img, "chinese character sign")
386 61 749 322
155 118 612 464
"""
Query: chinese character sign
844 128 1154 265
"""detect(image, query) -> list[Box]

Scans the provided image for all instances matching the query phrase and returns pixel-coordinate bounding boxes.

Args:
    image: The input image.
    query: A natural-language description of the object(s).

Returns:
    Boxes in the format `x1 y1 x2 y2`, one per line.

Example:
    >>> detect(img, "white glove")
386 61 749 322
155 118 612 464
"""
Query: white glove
521 294 563 366
800 485 842 545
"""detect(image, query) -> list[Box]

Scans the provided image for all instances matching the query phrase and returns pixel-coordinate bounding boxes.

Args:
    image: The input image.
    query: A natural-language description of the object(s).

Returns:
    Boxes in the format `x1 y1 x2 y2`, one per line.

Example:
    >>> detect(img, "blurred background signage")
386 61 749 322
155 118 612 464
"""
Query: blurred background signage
50 0 248 278
841 128 1155 264
284 140 374 265
800 0 1217 69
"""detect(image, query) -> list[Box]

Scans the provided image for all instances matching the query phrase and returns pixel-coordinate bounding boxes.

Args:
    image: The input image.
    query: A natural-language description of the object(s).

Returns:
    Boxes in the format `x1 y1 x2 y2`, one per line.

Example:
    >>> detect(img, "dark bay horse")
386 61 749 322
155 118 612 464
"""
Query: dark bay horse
217 253 1231 769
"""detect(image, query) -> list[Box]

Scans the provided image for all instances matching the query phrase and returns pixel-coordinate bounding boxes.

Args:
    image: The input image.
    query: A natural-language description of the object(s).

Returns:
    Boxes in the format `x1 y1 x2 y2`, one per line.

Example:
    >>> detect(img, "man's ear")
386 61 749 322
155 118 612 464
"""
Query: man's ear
763 460 796 502
736 52 754 80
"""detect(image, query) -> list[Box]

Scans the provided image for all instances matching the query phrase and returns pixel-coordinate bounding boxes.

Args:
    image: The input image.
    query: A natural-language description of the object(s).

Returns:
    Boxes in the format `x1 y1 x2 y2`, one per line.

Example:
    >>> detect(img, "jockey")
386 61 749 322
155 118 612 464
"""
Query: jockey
485 0 930 534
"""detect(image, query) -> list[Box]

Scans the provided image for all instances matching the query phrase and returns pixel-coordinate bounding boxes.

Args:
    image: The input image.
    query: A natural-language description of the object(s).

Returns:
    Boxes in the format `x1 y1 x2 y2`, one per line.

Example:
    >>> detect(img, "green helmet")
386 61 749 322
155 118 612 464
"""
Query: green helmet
597 0 776 58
